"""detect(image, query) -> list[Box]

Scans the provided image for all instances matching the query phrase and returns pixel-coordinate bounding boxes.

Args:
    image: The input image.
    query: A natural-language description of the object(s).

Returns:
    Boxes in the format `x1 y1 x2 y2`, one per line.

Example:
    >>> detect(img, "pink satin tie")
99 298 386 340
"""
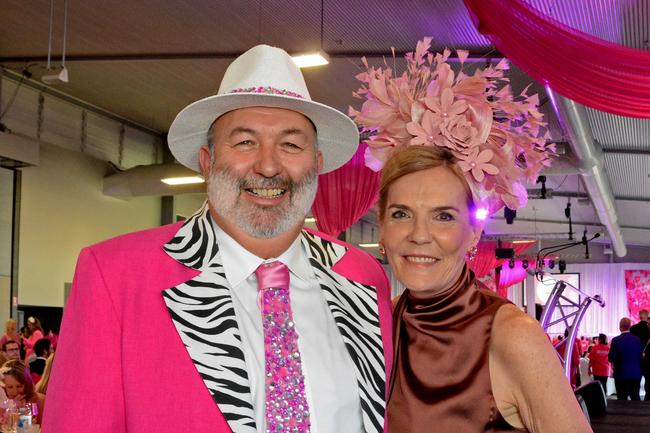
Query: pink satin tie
255 261 311 433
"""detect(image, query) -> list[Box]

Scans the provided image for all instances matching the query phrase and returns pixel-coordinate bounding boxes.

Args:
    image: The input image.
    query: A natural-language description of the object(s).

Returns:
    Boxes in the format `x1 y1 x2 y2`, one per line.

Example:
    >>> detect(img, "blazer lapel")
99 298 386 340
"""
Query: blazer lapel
162 202 256 433
302 231 386 433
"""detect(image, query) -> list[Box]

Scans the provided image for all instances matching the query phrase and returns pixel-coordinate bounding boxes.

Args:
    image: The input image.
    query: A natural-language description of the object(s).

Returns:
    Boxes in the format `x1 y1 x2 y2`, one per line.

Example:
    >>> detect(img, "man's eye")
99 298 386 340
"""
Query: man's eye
390 210 408 219
282 142 303 151
236 140 254 146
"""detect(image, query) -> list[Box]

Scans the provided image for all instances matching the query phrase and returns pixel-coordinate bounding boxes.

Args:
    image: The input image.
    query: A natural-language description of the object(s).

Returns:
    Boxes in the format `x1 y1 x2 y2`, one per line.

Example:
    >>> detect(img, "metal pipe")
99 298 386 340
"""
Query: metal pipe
546 88 627 257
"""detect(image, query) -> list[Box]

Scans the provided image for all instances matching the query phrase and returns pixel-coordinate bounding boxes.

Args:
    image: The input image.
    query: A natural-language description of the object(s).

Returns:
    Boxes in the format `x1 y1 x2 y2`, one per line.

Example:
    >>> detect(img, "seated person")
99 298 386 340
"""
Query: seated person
2 340 21 361
29 339 52 382
0 360 44 424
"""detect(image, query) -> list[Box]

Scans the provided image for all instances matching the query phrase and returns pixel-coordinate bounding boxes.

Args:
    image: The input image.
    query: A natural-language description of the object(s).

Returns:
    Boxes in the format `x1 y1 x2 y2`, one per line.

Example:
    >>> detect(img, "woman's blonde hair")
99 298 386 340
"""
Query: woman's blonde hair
35 352 55 394
378 146 475 222
1 360 35 399
4 319 16 334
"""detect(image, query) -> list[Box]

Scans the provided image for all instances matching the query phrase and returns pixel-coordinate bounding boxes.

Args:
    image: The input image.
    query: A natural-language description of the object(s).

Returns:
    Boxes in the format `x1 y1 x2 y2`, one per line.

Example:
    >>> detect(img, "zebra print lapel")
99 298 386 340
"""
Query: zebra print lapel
302 231 386 433
162 203 256 433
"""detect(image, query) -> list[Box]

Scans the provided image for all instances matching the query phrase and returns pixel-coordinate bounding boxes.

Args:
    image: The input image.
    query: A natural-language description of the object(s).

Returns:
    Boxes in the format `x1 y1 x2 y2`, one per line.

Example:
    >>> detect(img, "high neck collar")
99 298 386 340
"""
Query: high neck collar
405 265 475 313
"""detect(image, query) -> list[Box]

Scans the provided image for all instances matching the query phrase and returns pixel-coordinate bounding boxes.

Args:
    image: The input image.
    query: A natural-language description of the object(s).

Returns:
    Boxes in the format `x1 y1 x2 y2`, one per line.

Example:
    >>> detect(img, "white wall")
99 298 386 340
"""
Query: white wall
17 141 161 307
0 168 13 277
174 193 207 220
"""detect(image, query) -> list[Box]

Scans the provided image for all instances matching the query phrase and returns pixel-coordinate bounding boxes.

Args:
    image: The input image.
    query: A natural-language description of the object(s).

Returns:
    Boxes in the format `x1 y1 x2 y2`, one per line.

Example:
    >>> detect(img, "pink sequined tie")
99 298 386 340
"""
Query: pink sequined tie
255 261 311 433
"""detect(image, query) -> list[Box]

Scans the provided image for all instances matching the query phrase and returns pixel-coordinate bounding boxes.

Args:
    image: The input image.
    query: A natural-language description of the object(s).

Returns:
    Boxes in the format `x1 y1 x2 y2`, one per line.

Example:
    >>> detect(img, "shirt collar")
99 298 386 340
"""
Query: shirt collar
210 217 313 287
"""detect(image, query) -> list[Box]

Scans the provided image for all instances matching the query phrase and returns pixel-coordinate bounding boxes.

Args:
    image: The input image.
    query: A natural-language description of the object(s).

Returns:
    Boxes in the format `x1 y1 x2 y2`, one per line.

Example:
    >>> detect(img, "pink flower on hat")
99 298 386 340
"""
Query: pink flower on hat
350 38 554 211
406 111 439 146
424 88 468 125
458 148 499 182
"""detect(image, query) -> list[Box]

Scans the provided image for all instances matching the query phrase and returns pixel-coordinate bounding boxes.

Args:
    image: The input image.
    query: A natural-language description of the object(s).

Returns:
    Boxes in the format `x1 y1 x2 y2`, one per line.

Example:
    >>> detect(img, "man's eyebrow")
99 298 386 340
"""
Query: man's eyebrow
228 127 256 138
227 127 309 138
280 128 309 136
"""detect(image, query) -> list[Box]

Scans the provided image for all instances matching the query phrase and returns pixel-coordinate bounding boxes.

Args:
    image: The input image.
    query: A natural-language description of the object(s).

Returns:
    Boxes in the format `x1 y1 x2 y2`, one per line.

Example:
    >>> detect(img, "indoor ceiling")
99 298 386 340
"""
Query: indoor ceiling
1 0 649 256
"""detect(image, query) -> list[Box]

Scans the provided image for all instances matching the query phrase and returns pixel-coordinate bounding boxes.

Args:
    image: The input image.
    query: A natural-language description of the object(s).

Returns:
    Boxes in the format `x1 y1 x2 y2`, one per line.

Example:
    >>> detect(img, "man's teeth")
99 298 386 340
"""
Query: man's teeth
406 256 437 263
249 188 285 198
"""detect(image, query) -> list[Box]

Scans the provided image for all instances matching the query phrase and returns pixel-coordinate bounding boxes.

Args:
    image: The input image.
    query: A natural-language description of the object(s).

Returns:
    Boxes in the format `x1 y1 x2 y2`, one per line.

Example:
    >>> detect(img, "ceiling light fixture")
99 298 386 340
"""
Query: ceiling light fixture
42 0 70 85
504 207 517 224
160 176 205 185
291 0 329 68
292 51 330 68
359 243 379 248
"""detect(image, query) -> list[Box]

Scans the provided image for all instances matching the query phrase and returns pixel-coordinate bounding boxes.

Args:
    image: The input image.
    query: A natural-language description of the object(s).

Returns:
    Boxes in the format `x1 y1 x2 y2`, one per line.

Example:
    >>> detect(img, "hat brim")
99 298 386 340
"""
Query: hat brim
167 93 360 174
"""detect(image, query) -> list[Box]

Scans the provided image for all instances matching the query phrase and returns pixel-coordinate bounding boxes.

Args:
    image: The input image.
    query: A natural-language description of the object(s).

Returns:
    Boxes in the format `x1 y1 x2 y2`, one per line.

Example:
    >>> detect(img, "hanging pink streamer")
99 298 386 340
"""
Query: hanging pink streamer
311 142 381 237
464 0 650 118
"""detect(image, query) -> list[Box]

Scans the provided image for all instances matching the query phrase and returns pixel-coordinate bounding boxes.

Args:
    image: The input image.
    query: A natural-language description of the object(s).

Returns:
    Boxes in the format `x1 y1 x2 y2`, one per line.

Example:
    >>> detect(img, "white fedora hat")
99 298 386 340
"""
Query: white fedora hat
167 44 359 174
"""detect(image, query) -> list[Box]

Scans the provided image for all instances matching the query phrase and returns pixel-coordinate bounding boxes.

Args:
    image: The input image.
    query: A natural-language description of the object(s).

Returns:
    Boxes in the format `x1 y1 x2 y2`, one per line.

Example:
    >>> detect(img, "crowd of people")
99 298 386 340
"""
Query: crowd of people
551 309 650 401
0 317 57 427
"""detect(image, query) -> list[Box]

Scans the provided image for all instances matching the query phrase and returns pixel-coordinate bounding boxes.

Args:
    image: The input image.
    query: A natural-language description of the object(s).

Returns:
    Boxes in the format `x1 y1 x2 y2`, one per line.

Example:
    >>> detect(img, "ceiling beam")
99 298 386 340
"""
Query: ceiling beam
1 68 163 136
601 148 650 155
0 49 501 64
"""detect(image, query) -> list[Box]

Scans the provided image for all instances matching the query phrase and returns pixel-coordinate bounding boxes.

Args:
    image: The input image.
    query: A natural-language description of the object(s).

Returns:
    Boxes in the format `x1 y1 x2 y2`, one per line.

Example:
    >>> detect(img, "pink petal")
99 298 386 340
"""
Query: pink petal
482 163 499 175
441 88 454 111
406 121 425 137
369 78 392 106
472 167 486 182
477 149 494 163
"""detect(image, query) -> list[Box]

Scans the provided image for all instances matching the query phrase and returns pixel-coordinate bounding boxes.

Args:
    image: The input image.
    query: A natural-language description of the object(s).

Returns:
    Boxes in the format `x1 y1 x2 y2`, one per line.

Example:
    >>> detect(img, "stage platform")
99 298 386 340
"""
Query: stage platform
591 399 650 433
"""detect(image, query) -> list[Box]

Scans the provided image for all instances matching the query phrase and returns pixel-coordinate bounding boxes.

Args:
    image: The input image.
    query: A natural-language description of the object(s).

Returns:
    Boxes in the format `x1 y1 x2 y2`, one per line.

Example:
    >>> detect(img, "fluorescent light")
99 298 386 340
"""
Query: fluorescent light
304 217 317 223
161 176 205 185
359 243 379 248
292 51 329 68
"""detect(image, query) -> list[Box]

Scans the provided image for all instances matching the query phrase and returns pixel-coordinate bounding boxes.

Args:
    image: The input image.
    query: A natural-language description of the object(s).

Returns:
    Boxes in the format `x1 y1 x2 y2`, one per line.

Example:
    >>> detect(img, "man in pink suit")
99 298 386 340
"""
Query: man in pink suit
43 45 392 433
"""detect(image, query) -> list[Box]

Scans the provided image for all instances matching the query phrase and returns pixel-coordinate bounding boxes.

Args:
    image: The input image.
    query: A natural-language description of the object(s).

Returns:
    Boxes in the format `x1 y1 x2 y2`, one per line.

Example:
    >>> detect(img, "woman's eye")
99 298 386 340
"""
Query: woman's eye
437 212 454 221
390 210 408 219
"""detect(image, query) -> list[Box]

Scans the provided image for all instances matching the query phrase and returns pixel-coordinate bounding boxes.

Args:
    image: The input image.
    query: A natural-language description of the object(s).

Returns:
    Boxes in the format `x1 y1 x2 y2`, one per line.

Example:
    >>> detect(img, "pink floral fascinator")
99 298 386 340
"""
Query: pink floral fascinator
349 37 555 213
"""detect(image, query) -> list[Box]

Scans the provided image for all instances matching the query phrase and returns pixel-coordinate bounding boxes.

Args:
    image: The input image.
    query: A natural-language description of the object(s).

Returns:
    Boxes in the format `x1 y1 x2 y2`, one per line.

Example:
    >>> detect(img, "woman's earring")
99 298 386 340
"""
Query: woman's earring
466 246 478 261
378 243 386 255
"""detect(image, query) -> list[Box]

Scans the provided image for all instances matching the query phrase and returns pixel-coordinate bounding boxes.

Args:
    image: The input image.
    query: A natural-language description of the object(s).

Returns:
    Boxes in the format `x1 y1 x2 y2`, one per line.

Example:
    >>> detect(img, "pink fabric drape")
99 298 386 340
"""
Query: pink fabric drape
624 270 650 322
311 142 381 237
464 0 650 118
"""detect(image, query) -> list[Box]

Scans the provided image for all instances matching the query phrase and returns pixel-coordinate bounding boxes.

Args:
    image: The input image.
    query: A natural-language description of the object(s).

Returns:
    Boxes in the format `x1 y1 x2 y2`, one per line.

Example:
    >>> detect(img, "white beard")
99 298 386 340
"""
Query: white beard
206 165 318 239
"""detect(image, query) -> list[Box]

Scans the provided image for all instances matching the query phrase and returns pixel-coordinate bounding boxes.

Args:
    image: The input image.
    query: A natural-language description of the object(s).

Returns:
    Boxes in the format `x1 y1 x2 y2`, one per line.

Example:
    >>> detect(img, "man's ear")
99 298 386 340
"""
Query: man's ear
198 145 212 178
316 150 324 173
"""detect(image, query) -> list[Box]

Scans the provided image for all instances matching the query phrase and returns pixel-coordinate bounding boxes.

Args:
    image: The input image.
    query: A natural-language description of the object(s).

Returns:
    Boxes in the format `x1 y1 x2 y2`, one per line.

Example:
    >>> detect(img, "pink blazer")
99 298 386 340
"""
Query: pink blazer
43 204 393 433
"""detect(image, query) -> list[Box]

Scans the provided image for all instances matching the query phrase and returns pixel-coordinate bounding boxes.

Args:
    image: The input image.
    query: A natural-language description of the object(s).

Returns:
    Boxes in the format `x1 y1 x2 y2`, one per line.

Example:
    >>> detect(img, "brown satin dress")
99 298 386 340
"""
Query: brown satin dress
388 265 527 432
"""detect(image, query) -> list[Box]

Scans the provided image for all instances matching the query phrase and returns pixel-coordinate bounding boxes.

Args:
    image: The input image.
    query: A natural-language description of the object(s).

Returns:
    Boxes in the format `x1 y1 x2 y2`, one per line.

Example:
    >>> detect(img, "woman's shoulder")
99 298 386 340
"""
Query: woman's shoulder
490 304 551 359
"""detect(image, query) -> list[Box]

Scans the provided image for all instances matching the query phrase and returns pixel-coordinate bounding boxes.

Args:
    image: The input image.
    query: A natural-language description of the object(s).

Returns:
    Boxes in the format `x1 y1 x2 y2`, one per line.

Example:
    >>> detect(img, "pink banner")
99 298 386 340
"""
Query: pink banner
624 270 650 322
464 0 650 118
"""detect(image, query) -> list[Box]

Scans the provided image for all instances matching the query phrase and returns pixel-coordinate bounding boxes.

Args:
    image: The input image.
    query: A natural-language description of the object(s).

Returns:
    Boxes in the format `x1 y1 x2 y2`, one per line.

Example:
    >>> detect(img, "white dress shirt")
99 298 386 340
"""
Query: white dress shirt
212 220 364 433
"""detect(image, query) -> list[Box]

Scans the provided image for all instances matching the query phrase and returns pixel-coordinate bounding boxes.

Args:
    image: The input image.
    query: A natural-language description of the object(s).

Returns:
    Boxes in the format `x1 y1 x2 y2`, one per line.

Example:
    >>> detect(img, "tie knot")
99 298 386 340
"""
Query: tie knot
255 261 290 291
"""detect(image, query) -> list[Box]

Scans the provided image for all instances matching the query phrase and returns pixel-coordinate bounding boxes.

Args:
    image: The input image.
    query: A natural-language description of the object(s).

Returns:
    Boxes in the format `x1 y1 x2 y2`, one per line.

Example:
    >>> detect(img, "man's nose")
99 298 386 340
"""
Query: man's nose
254 143 282 178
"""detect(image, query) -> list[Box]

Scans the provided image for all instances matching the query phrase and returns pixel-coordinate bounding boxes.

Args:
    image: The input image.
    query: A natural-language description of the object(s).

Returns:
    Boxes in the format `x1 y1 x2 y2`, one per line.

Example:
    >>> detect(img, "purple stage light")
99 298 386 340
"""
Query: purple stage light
475 207 489 220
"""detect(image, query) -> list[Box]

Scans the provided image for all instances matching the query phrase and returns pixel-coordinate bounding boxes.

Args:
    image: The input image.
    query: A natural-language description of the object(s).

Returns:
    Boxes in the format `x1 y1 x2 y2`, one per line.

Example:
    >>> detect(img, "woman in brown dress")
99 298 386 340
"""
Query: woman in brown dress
377 146 592 432
350 39 593 432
